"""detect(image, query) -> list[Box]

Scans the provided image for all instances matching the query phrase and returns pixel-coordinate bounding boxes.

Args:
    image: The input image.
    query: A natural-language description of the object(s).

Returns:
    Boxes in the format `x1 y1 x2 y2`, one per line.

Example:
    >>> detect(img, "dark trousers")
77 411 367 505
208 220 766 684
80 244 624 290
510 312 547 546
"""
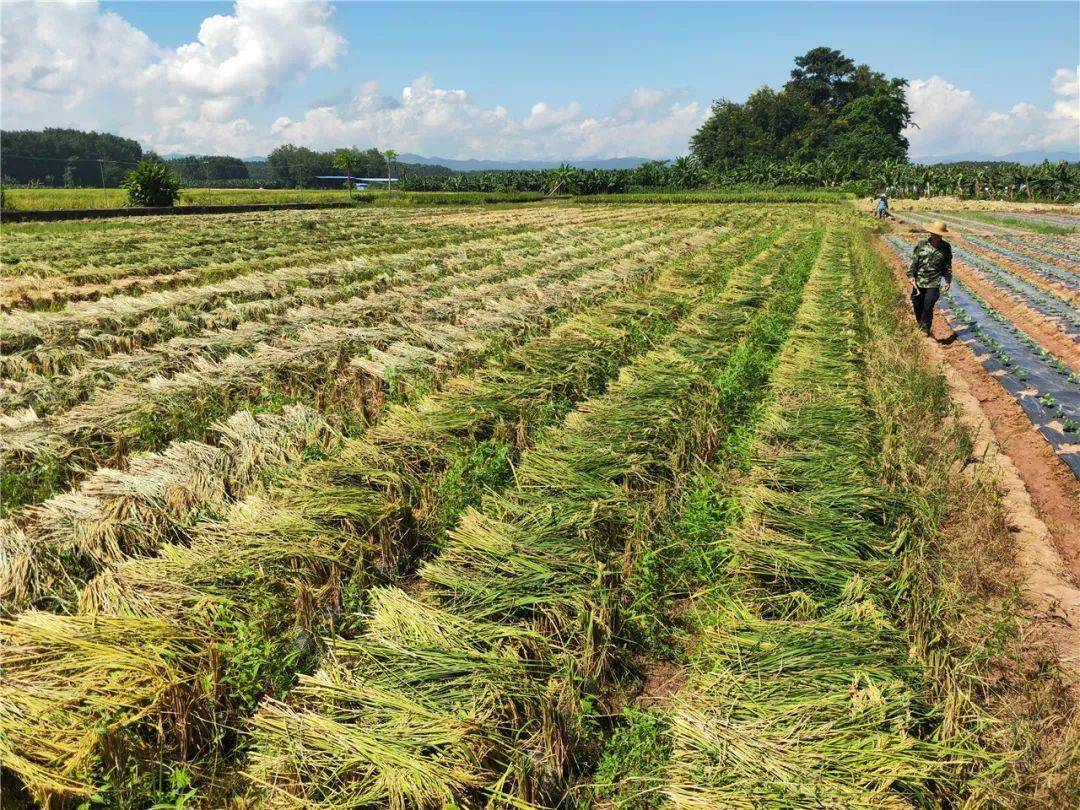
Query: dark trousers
910 286 940 335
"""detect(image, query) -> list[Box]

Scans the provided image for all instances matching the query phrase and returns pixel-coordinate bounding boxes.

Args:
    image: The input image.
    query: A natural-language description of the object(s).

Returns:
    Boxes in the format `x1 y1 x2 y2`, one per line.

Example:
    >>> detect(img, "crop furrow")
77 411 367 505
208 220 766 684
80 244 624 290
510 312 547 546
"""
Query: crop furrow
654 224 997 806
0 211 787 804
0 225 710 513
240 214 824 807
0 223 657 414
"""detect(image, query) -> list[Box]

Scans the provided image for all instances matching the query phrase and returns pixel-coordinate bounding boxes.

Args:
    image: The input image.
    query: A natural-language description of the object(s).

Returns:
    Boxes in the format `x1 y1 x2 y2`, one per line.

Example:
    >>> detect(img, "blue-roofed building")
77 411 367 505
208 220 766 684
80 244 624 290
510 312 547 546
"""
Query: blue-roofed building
312 175 369 190
312 176 400 190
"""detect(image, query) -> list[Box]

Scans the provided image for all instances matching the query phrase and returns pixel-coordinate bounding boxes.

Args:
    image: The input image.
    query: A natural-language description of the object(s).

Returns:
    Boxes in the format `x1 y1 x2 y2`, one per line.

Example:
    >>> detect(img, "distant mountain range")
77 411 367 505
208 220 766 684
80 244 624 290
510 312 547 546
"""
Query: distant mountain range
396 154 658 171
913 150 1079 165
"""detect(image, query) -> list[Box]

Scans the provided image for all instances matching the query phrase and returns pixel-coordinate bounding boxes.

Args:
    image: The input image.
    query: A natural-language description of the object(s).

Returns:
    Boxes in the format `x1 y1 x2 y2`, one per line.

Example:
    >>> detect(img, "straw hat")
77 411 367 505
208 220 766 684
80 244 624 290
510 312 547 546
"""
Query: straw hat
925 220 949 237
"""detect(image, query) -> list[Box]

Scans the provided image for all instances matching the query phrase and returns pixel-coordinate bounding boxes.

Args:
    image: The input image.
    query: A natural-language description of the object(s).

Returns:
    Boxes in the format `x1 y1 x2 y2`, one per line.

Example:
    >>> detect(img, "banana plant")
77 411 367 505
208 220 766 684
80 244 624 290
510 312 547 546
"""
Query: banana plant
547 164 578 196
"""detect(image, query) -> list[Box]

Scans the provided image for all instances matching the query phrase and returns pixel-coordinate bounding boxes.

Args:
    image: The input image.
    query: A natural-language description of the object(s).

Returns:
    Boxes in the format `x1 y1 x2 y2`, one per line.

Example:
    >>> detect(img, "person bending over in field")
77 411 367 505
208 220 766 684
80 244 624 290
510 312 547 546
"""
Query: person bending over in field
907 220 952 337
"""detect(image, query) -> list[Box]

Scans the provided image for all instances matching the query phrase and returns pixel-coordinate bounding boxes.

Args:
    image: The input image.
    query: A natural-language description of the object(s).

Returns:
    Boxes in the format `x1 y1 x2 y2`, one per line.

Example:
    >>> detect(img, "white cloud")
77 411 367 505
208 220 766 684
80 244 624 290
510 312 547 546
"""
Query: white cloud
274 76 704 159
3 2 1076 163
523 101 583 131
0 1 161 127
1 0 344 154
0 2 701 158
153 0 343 102
1051 67 1079 98
613 87 692 122
906 68 1080 158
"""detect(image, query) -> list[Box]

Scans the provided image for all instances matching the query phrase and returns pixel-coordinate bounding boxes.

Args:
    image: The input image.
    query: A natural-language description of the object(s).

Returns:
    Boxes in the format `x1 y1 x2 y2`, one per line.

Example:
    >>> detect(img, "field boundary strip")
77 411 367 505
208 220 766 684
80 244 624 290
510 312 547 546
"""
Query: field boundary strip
1 200 407 223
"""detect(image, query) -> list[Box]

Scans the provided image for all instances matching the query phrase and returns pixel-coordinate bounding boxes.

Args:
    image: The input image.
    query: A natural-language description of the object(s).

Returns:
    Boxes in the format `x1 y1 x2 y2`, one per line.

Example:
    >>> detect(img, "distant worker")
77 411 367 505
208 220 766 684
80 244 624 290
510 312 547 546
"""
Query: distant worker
908 220 952 337
875 194 889 219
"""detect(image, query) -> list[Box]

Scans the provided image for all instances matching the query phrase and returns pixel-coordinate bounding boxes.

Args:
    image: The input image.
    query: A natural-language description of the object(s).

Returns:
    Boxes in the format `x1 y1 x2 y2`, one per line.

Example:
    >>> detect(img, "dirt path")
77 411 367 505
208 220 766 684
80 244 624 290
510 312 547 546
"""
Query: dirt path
879 237 1080 687
930 335 1080 687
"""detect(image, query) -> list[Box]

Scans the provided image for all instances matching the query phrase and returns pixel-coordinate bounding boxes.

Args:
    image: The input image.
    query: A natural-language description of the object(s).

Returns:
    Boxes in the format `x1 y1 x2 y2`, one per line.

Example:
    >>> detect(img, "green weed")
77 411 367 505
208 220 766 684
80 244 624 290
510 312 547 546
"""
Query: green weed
591 708 671 809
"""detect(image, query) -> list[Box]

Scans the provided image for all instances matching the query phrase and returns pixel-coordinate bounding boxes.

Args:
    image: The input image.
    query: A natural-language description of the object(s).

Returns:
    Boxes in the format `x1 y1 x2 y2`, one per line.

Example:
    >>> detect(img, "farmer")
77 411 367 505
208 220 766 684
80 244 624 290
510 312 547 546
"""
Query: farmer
907 220 952 337
875 194 889 219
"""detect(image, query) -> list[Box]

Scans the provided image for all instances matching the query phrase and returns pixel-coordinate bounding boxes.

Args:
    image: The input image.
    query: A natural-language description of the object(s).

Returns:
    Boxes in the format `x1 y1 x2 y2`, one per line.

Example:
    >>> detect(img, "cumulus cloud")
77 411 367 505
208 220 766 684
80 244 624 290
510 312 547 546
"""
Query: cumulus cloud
523 101 583 131
155 1 343 100
0 1 162 128
613 87 693 122
1 0 345 153
906 68 1080 158
0 2 702 158
1051 66 1079 98
274 77 704 159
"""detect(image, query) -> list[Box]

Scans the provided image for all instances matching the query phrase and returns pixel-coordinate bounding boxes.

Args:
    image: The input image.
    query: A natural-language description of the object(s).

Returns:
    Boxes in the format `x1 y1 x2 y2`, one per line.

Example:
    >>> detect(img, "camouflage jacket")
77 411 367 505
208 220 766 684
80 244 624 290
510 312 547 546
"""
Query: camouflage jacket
908 239 952 289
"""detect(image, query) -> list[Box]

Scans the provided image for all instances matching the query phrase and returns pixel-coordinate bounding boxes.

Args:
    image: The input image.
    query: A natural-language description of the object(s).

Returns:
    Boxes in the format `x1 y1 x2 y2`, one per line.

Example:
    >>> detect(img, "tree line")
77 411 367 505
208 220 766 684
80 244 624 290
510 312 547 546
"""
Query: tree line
691 47 911 167
0 130 452 189
265 145 451 187
396 157 1079 201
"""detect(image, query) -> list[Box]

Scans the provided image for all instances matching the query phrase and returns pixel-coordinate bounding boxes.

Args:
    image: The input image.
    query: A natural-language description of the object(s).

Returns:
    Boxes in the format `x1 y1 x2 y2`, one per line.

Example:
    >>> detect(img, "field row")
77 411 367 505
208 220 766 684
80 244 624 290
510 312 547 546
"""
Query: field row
0 221 690 392
0 205 799 803
0 210 728 513
0 208 660 346
0 225 677 417
0 204 654 308
592 223 1018 805
0 220 748 608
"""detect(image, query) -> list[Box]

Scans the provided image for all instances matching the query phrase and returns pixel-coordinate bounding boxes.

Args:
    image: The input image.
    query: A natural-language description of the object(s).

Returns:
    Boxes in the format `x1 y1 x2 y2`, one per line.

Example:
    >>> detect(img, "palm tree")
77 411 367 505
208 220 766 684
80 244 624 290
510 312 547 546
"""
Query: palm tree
332 148 361 198
383 149 398 198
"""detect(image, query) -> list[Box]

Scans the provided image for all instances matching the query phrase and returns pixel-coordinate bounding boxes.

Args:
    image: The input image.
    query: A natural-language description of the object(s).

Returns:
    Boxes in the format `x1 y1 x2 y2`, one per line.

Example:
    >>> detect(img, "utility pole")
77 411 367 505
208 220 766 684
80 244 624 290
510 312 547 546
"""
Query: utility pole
98 159 107 209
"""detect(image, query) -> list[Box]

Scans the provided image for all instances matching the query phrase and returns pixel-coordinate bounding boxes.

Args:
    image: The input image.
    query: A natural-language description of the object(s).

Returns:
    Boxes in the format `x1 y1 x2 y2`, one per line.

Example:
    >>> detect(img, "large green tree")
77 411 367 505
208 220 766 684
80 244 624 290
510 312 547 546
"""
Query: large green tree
691 47 911 169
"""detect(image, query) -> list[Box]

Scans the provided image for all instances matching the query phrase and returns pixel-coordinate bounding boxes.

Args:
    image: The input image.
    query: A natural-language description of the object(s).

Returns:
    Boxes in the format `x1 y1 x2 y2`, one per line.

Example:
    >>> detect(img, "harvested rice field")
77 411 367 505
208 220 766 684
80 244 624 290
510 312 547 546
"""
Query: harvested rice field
2 201 1078 808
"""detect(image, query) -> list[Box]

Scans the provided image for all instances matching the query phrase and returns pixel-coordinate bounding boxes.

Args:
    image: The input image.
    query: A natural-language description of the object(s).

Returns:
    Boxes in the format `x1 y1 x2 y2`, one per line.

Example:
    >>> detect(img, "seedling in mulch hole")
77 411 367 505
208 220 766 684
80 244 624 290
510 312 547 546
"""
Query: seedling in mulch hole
1039 394 1056 408
1062 417 1079 434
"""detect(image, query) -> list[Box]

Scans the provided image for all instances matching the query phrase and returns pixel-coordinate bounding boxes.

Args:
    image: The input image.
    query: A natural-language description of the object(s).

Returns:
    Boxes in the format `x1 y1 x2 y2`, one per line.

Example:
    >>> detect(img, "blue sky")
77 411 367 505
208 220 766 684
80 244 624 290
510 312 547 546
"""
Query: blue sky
5 2 1078 159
